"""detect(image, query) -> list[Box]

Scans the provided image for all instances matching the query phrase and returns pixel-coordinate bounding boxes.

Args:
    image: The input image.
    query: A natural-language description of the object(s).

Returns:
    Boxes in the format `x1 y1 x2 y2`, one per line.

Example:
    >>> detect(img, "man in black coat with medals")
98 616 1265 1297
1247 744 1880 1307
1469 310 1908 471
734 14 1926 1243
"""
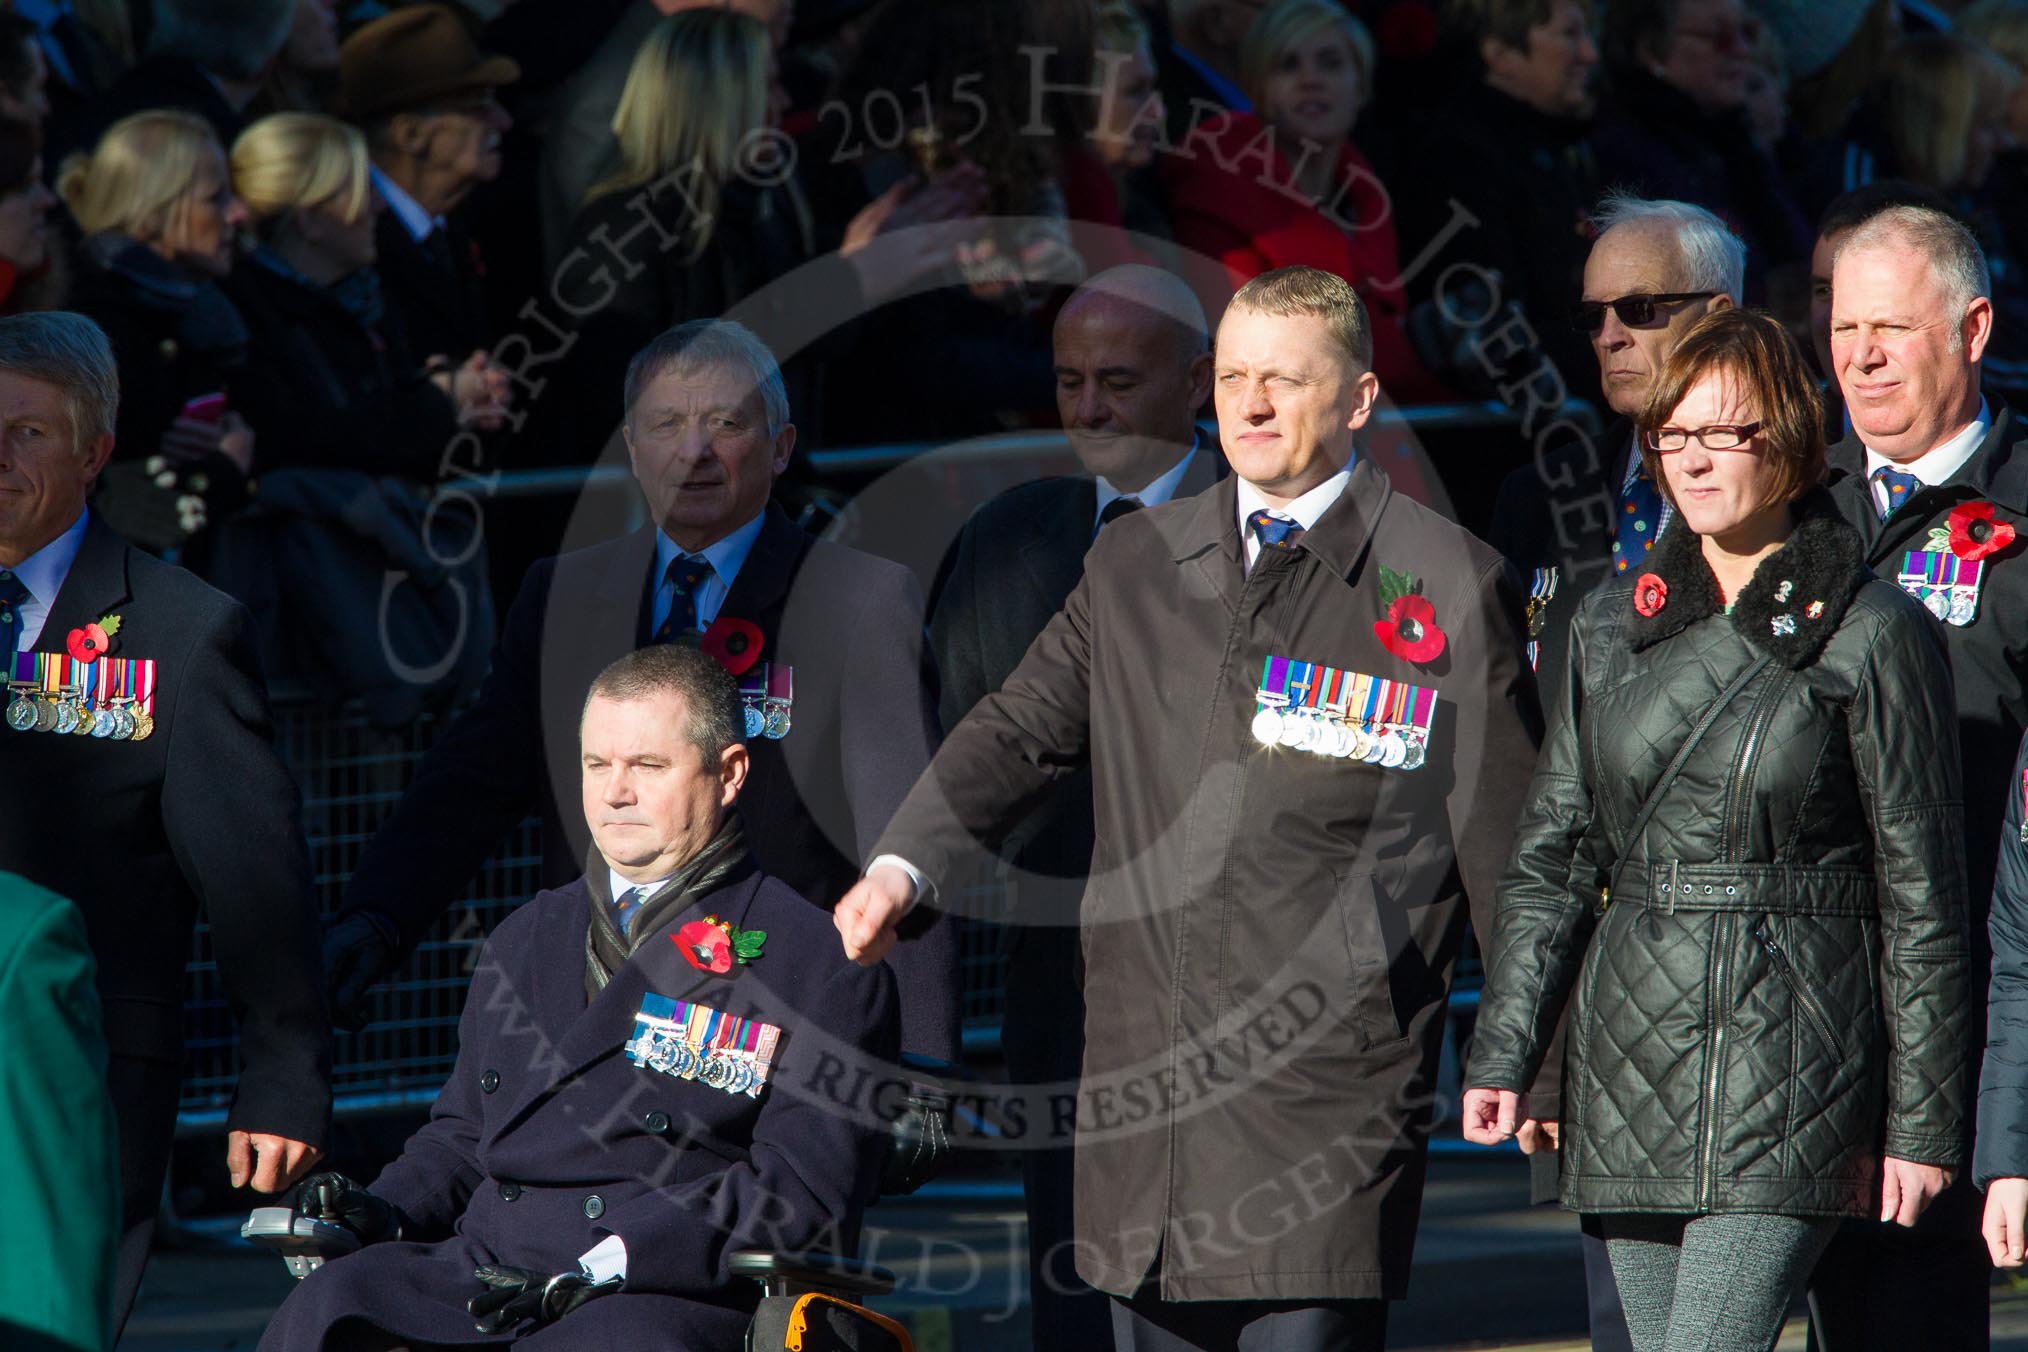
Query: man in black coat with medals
324 318 960 1183
259 644 899 1350
1810 204 2028 1352
929 264 1219 1350
0 311 330 1333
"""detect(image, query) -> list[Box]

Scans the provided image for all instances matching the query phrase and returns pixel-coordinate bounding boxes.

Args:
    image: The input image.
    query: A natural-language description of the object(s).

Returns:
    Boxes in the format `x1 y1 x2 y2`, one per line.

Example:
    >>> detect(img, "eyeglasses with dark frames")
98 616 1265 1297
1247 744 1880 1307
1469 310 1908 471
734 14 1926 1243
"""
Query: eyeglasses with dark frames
1569 291 1719 334
1644 422 1764 452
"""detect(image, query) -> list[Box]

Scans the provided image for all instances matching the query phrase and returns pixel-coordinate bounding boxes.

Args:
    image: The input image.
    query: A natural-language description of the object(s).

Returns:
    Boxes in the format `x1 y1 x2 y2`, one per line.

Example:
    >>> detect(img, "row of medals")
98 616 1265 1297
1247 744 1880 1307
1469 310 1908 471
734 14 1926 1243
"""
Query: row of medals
741 698 791 741
640 1027 763 1095
1251 705 1426 768
6 688 153 740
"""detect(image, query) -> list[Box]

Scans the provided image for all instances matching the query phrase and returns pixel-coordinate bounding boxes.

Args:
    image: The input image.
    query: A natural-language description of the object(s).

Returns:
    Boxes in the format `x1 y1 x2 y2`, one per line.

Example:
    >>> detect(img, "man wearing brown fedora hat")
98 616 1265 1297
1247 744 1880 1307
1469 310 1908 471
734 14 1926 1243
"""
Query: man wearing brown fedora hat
338 3 519 367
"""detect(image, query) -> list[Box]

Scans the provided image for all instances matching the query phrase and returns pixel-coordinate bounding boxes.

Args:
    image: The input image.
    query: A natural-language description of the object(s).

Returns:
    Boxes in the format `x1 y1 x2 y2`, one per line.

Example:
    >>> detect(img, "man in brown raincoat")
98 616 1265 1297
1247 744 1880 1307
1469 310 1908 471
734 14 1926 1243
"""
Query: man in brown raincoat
838 265 1545 1350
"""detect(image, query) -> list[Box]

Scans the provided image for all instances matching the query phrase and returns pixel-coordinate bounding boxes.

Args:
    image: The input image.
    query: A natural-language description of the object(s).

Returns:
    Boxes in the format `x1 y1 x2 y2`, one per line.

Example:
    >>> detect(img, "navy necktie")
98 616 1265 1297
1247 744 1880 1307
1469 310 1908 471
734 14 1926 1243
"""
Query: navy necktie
1873 467 1922 522
613 887 644 936
1097 495 1141 536
0 569 27 658
655 554 714 643
1614 468 1663 573
1248 509 1303 552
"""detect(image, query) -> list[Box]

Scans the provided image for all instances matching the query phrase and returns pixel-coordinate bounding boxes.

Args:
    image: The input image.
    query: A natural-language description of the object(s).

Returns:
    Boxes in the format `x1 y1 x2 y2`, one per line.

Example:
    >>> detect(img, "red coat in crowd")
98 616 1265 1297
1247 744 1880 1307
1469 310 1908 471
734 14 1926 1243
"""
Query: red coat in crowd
1163 110 1450 404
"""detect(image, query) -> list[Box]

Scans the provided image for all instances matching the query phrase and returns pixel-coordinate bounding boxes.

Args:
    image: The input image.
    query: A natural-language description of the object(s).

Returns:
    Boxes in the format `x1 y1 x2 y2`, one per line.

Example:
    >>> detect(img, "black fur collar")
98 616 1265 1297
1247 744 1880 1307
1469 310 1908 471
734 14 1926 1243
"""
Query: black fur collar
1622 490 1869 669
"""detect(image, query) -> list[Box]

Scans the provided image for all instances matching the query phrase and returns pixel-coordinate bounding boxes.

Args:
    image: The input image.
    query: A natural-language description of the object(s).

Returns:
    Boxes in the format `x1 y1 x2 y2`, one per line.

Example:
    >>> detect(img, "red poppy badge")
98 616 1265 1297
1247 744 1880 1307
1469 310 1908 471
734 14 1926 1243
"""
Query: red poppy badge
674 914 767 974
1633 574 1668 618
1373 565 1446 664
701 617 765 675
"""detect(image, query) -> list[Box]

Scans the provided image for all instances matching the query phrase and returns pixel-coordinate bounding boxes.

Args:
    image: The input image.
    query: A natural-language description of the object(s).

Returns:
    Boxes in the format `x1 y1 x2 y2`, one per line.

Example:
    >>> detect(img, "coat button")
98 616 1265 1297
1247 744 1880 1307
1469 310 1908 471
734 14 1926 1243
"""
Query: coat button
644 1111 671 1135
480 1069 500 1093
582 1194 605 1220
499 1182 521 1202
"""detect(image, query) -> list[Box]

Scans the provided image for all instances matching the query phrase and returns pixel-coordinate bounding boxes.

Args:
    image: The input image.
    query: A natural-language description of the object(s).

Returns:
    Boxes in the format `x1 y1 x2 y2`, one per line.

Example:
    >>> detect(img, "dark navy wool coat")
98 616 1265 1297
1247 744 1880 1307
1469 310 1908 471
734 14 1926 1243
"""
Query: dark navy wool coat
260 864 898 1350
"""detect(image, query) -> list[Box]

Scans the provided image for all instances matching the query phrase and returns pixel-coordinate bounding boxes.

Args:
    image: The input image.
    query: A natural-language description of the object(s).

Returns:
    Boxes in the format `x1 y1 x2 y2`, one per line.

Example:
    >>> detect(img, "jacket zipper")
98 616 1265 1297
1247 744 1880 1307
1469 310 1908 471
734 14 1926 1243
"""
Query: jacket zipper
1721 671 1788 863
1698 913 1733 1210
1753 919 1845 1056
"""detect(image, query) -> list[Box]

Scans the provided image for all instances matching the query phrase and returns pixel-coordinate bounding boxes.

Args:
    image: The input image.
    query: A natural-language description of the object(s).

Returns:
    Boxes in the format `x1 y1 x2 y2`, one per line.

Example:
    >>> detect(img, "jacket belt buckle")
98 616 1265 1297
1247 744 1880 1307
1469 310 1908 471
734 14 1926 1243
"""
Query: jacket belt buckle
1652 860 1679 916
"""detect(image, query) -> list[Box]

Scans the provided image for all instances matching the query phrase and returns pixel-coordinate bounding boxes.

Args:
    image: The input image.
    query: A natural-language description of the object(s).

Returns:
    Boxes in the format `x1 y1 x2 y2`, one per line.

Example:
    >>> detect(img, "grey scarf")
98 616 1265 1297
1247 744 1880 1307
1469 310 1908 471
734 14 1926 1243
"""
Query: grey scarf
584 815 749 1001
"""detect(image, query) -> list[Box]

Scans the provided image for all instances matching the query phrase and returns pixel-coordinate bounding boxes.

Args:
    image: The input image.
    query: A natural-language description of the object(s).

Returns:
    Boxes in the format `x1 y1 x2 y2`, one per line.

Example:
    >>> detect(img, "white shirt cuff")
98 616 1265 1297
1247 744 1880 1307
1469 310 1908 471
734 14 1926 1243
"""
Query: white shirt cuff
577 1233 627 1284
867 854 932 910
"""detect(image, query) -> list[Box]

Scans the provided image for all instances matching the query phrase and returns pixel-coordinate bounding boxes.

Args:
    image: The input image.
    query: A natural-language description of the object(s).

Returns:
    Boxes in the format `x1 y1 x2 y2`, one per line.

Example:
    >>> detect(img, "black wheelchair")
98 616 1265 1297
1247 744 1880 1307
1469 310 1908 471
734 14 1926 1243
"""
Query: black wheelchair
243 1209 915 1352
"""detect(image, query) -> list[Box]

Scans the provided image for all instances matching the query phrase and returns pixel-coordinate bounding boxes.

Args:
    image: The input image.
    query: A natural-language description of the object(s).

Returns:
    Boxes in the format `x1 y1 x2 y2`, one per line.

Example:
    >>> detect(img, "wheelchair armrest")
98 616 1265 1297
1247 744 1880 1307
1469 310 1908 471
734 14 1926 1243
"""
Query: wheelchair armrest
728 1250 897 1300
241 1207 361 1280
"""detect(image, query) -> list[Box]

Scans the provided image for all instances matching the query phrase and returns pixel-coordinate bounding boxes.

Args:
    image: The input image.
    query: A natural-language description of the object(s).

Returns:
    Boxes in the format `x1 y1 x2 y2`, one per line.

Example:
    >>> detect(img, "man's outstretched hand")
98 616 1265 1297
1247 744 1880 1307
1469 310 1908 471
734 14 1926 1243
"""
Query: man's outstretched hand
834 864 916 966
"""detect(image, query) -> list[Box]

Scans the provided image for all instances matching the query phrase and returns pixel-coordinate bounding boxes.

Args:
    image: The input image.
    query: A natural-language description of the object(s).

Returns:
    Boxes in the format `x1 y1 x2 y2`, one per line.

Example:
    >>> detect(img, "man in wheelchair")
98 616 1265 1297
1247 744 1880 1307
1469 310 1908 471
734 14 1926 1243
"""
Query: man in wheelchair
259 646 900 1350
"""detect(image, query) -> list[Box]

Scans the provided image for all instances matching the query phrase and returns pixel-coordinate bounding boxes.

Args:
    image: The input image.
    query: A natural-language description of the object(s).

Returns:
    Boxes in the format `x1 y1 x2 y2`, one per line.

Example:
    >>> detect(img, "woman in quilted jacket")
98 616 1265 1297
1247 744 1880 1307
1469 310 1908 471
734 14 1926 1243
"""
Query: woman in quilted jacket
1460 307 1973 1351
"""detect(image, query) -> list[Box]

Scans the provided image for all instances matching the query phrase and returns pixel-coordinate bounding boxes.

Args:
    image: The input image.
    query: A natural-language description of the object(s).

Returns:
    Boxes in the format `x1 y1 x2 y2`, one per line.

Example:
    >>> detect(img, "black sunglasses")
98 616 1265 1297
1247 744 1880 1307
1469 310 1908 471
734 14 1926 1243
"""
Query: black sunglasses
1570 291 1718 335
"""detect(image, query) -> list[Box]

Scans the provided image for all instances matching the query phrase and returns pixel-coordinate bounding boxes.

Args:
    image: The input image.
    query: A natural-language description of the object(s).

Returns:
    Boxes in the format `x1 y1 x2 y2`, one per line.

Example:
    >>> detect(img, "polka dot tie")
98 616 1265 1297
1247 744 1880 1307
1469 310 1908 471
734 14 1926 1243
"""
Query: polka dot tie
1873 467 1922 522
0 569 26 658
1613 469 1663 573
1248 510 1304 551
654 554 714 643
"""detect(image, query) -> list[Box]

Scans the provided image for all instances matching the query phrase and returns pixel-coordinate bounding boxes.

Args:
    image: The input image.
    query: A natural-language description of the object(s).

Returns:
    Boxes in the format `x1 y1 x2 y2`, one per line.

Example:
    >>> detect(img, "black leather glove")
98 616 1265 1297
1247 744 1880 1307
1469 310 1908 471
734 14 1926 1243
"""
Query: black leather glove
324 911 400 1033
468 1265 620 1333
293 1172 405 1245
879 1090 952 1195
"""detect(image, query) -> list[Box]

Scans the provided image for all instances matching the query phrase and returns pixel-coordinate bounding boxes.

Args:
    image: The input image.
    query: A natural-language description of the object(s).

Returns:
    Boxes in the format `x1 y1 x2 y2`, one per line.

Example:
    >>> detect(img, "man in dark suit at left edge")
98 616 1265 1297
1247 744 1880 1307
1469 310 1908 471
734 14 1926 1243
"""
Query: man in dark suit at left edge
0 311 330 1333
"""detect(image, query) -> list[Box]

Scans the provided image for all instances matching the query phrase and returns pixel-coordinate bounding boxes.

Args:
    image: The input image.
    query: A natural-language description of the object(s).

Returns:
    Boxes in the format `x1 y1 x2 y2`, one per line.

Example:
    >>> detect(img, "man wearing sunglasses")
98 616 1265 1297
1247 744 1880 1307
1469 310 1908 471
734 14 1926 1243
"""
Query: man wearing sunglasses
1484 192 1741 1352
1490 194 1741 684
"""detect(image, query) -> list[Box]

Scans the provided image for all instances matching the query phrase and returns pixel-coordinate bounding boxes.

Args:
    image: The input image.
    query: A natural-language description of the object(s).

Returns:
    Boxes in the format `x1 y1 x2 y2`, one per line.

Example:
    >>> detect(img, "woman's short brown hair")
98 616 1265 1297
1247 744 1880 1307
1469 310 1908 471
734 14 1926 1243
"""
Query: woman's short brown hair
1637 308 1826 512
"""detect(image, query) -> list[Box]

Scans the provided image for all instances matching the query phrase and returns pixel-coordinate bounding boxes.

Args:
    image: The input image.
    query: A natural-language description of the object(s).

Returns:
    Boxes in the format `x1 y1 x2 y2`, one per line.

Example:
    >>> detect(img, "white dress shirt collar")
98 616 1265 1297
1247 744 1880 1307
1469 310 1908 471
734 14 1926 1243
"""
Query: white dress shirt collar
1235 462 1355 570
651 509 767 634
1094 438 1200 529
1863 398 1991 513
607 868 672 912
7 508 88 651
370 164 442 244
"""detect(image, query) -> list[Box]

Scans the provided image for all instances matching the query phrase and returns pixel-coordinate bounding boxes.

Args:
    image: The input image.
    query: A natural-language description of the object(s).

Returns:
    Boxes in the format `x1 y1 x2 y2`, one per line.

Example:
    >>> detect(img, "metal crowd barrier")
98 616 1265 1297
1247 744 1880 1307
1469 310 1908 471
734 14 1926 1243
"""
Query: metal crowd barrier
173 408 1533 1130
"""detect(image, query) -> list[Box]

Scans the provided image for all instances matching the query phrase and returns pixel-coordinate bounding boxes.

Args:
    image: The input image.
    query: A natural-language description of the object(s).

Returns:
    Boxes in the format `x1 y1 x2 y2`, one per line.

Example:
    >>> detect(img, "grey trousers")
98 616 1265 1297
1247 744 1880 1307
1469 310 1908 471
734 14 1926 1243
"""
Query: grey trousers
1597 1212 1839 1352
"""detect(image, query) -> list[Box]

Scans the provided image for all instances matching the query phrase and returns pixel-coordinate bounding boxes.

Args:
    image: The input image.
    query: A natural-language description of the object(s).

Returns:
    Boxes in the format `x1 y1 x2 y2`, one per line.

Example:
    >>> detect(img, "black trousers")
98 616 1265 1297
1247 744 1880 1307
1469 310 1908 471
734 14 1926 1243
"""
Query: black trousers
1002 925 1113 1352
110 1055 183 1339
1806 1177 1990 1352
1109 1290 1387 1352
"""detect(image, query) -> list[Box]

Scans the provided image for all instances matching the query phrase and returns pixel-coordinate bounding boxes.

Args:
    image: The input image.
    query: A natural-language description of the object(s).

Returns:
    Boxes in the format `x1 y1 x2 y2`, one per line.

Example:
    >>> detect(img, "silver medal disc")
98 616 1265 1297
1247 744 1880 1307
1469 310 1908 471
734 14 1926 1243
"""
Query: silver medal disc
90 708 115 738
111 707 135 740
1378 731 1409 768
53 700 79 735
1924 588 1950 622
1948 588 1978 626
1402 738 1427 770
1278 713 1308 748
5 695 33 732
1326 723 1354 758
763 703 790 739
1251 708 1284 745
742 704 764 740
